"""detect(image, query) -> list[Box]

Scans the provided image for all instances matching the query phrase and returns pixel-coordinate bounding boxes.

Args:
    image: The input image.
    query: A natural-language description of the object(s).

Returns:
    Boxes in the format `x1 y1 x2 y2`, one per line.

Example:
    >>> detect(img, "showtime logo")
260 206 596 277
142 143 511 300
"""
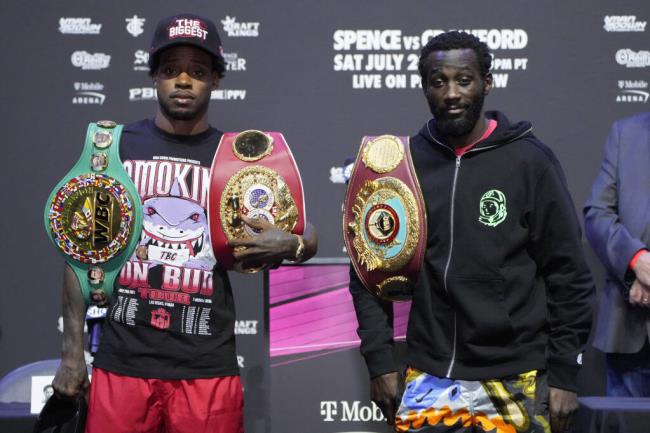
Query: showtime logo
616 49 650 68
320 401 385 422
133 50 149 71
71 51 110 70
223 52 247 71
604 16 647 32
59 17 101 34
210 89 247 100
221 16 260 37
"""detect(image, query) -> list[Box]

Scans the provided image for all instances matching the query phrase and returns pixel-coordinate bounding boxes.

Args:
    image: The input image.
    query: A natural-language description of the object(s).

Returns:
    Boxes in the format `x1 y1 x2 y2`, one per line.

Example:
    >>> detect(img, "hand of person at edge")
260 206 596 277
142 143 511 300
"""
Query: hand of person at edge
52 357 89 401
628 280 650 308
229 215 298 270
632 252 650 287
371 372 401 425
549 387 578 433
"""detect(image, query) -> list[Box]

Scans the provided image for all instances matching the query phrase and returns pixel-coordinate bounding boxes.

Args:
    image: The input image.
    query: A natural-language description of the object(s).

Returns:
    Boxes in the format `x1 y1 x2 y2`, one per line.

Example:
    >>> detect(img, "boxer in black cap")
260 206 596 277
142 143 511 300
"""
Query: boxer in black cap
52 13 317 433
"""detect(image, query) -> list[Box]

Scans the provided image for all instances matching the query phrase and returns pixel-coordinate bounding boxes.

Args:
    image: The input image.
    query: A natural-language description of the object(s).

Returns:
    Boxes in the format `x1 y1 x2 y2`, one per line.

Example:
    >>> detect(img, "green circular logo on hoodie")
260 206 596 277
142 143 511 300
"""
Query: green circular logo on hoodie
479 189 507 227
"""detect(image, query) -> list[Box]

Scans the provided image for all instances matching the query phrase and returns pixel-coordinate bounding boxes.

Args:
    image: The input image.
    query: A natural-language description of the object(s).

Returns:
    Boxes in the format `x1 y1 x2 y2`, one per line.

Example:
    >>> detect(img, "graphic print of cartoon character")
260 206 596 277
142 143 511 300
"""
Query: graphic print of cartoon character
139 178 215 270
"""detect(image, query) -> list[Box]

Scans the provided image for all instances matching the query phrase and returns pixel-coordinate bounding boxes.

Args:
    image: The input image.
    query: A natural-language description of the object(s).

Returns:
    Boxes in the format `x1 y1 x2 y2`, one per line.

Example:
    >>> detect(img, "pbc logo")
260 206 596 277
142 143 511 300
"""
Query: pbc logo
150 308 171 329
129 87 157 101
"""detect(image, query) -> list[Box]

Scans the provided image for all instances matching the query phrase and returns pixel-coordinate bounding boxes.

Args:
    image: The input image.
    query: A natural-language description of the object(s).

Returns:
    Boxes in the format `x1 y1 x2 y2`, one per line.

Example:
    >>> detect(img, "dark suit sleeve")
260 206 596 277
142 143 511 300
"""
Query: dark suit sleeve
528 159 594 392
349 265 398 378
583 121 647 287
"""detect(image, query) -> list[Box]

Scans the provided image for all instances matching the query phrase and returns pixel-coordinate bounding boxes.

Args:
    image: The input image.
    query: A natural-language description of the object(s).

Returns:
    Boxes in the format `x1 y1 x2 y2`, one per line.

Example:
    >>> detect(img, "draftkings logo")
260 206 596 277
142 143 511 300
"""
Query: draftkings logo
129 87 157 101
223 52 247 71
234 320 258 335
604 16 647 32
59 17 102 34
133 50 149 71
210 89 247 100
126 15 146 37
221 16 260 37
616 49 650 68
72 82 105 105
320 400 385 422
71 51 111 70
616 80 649 103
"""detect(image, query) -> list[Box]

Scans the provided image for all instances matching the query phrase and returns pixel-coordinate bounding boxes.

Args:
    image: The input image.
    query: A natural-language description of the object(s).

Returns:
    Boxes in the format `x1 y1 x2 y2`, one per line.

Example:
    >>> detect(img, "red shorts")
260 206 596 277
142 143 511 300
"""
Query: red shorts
86 368 243 433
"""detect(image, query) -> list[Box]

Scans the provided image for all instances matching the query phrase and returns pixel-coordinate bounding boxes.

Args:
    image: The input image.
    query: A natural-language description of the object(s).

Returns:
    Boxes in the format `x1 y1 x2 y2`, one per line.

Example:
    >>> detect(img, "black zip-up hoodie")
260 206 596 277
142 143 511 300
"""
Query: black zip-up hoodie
349 111 593 391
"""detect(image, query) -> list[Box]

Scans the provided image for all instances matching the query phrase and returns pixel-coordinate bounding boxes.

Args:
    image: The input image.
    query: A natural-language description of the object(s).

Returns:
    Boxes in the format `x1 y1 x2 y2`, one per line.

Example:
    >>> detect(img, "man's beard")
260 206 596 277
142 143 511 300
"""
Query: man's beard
432 92 485 137
158 95 209 121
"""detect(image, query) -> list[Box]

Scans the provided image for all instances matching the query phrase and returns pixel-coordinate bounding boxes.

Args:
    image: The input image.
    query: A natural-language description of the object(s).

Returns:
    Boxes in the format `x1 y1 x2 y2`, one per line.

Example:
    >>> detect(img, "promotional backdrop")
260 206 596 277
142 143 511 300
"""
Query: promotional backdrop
1 0 649 432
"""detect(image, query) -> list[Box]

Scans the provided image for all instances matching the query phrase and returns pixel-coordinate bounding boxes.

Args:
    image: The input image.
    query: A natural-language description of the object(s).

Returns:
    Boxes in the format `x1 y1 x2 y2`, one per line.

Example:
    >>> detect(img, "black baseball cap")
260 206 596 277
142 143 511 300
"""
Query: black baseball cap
149 13 223 68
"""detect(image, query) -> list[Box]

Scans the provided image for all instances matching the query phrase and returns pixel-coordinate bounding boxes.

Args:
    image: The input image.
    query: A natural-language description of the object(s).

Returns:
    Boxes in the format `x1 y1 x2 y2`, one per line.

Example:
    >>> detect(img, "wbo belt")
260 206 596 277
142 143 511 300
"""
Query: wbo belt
343 135 426 301
44 121 143 305
208 130 305 271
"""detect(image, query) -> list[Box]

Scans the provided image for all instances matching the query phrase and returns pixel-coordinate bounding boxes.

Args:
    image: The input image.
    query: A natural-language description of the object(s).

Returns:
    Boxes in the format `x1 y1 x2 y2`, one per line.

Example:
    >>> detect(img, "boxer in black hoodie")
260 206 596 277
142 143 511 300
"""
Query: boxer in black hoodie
349 31 593 433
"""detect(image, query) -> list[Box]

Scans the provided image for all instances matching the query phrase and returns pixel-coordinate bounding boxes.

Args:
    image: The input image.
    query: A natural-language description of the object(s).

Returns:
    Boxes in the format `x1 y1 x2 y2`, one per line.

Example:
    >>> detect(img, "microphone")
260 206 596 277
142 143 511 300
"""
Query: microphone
85 305 107 355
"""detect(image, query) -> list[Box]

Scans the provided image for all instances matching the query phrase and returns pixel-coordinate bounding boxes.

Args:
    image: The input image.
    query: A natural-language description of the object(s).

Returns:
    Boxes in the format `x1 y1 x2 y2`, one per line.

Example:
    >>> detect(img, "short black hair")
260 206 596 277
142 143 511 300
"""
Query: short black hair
418 31 491 81
148 48 226 79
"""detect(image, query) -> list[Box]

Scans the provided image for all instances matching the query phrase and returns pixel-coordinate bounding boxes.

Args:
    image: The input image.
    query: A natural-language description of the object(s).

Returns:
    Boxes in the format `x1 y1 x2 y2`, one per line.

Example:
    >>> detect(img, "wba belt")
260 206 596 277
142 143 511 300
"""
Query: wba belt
44 121 143 305
343 135 426 301
208 130 306 271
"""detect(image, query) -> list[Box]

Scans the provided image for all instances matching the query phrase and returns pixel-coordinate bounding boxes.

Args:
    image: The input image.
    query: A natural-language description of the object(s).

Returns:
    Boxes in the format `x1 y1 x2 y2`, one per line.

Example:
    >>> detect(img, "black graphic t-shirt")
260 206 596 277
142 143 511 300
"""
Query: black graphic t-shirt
93 119 239 379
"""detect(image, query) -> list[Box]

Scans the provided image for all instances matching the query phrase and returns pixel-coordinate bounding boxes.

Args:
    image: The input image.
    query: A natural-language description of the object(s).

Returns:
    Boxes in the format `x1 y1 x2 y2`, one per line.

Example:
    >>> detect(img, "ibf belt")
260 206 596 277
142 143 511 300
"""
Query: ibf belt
208 130 306 271
44 121 143 305
343 135 426 301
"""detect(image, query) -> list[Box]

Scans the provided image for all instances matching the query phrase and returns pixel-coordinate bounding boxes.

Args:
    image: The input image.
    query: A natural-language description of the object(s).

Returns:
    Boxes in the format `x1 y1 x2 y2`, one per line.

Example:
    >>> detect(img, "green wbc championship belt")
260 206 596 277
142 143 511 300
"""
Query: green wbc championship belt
44 121 142 305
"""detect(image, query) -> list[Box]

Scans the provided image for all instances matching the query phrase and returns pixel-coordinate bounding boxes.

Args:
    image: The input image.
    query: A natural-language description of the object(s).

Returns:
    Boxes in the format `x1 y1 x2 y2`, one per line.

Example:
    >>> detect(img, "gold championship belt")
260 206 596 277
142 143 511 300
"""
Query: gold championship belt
208 130 306 271
343 135 426 301
44 121 143 304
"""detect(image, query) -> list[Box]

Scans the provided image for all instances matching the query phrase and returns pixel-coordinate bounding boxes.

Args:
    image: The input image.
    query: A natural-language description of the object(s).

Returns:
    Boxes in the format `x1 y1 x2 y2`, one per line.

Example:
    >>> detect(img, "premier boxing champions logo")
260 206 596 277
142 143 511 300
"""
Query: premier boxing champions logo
168 18 208 40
